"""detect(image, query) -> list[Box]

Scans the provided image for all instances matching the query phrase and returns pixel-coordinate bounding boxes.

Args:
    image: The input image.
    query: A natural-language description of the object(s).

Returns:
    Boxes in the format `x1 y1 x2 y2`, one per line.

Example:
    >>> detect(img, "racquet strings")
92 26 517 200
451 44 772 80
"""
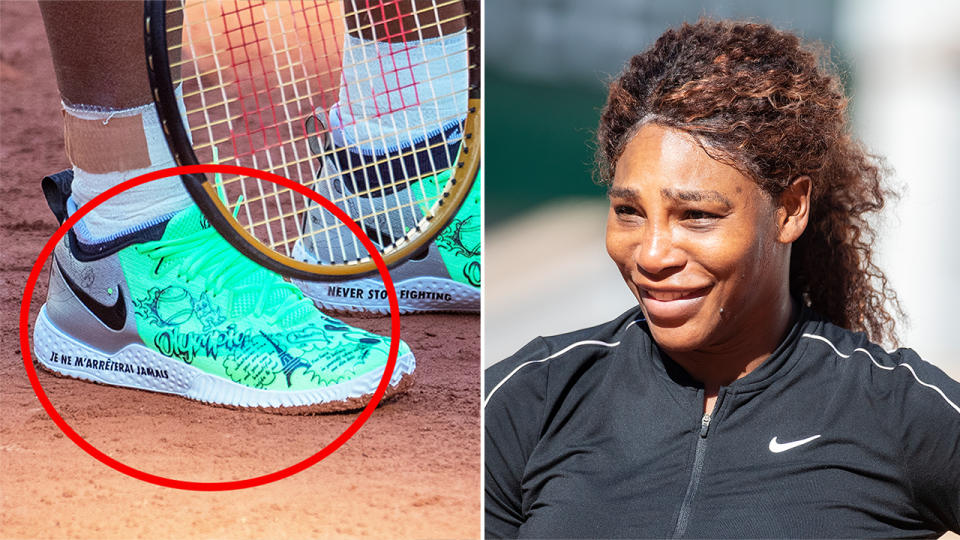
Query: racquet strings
167 0 472 264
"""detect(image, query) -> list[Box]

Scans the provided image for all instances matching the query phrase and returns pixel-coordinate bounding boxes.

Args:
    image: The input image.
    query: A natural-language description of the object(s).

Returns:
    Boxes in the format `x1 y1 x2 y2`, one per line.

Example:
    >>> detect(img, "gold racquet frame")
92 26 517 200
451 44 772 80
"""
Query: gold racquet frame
144 0 480 281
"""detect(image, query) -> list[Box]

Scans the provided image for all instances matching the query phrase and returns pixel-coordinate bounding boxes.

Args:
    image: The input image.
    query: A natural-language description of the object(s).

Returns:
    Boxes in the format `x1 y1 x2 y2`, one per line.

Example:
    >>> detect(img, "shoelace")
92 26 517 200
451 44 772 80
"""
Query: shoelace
135 224 316 324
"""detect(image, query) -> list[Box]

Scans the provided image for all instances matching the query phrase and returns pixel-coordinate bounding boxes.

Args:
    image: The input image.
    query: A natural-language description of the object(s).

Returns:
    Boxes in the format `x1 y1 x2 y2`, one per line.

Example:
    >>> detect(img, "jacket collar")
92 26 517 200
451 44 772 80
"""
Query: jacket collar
635 304 823 394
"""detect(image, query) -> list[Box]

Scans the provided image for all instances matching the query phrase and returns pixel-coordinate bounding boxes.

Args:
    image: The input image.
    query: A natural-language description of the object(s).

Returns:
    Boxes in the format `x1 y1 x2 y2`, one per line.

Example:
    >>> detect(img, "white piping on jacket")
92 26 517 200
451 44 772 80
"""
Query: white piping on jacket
802 333 960 415
483 340 620 409
484 320 643 409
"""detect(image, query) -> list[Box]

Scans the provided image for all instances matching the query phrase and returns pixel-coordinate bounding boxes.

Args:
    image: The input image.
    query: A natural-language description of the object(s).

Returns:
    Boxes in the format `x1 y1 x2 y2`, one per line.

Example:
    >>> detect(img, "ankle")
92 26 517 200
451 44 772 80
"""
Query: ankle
62 93 192 239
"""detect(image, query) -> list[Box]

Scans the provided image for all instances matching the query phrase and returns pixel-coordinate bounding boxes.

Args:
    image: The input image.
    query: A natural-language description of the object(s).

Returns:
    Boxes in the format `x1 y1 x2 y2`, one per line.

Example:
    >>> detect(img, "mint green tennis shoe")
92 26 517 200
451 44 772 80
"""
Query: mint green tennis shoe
293 168 481 314
33 170 414 413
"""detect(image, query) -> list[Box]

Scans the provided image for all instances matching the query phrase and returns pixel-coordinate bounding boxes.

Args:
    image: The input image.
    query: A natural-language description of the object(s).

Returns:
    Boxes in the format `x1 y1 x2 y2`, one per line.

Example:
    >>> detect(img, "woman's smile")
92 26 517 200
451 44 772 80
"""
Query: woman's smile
637 285 712 321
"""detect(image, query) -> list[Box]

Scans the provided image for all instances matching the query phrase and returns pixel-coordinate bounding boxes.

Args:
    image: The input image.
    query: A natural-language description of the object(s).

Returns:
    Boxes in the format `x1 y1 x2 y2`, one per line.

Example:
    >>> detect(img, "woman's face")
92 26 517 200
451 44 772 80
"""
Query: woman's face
606 124 796 355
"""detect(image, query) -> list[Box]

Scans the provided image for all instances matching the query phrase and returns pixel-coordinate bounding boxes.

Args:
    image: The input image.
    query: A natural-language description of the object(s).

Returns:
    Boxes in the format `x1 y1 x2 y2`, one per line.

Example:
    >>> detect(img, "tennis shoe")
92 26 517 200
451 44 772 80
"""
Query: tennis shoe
292 108 479 314
33 169 414 413
295 171 480 314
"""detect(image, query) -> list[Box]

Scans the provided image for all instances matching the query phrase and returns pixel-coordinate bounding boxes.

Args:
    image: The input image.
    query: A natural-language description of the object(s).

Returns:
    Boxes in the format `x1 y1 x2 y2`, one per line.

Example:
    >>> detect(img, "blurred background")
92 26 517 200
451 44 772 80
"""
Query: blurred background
484 0 960 382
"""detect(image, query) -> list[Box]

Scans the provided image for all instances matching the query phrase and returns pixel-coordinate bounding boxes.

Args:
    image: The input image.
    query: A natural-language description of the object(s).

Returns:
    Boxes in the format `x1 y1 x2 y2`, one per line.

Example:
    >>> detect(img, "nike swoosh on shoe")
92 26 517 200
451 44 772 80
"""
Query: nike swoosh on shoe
56 258 127 331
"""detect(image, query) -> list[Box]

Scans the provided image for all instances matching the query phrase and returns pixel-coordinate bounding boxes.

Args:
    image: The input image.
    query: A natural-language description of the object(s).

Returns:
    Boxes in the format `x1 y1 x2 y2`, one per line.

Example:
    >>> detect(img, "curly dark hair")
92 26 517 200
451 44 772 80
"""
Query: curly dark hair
596 19 901 345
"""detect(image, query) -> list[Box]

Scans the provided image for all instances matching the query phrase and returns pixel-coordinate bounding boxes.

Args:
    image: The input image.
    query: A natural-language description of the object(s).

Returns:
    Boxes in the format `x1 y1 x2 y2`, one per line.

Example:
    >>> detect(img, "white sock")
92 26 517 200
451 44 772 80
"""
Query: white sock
332 30 468 154
65 90 192 241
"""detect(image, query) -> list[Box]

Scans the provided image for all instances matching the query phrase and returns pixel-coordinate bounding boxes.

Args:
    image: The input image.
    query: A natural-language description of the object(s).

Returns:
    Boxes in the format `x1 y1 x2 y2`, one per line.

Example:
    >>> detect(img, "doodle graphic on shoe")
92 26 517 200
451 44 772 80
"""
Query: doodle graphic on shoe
433 197 481 288
33 170 414 412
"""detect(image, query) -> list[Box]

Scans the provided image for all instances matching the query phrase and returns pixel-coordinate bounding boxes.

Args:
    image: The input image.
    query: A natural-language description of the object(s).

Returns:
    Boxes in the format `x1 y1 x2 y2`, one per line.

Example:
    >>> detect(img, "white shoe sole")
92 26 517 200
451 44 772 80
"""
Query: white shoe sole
32 306 415 413
296 276 480 315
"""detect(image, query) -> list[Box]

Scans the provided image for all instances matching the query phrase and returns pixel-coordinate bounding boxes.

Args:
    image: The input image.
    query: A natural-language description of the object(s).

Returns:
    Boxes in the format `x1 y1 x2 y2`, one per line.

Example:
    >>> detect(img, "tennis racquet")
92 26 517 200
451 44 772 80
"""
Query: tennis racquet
144 0 480 281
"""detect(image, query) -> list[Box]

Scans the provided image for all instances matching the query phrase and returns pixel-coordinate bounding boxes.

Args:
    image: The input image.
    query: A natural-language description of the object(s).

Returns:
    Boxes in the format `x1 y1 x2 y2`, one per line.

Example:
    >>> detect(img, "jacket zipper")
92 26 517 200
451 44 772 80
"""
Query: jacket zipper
671 391 723 538
671 413 711 538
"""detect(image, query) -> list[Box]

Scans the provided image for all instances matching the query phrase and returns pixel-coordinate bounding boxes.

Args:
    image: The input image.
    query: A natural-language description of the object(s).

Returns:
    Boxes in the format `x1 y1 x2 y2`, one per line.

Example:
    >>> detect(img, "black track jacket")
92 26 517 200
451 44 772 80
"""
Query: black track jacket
484 306 960 538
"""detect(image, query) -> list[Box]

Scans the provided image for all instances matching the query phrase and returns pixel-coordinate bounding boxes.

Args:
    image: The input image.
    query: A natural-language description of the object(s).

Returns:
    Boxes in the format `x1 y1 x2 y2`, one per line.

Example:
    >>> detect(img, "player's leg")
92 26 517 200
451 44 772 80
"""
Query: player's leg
38 0 191 237
33 1 414 411
295 0 480 314
332 0 468 201
40 0 154 107
346 0 465 41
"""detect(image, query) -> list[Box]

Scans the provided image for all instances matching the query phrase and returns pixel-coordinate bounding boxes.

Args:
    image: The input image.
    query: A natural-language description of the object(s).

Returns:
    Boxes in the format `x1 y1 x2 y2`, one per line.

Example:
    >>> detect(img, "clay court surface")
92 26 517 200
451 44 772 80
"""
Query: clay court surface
0 2 479 538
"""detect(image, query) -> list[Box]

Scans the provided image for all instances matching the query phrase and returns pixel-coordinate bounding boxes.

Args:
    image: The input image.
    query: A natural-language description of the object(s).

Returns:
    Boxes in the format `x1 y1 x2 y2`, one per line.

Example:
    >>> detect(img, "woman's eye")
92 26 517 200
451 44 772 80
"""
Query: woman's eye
682 210 725 230
684 210 720 221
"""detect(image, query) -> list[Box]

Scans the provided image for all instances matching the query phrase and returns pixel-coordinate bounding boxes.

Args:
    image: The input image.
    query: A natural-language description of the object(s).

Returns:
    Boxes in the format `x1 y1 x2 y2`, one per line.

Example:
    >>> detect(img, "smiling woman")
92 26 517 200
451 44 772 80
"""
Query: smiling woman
484 19 960 539
605 124 811 413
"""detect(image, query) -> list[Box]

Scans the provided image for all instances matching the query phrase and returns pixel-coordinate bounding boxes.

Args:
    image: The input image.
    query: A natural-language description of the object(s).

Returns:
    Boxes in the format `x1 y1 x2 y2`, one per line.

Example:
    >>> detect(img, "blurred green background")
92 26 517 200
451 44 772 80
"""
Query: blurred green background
485 67 605 225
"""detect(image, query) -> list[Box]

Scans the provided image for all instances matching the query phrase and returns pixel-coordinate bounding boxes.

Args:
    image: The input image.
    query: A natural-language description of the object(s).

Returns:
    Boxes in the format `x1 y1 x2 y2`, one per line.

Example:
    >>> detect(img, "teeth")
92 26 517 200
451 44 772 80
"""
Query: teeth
647 290 689 301
646 289 700 302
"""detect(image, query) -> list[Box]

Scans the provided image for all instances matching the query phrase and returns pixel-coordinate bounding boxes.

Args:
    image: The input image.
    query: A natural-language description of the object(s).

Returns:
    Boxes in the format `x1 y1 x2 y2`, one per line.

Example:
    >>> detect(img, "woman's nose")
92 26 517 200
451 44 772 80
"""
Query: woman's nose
634 223 684 276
